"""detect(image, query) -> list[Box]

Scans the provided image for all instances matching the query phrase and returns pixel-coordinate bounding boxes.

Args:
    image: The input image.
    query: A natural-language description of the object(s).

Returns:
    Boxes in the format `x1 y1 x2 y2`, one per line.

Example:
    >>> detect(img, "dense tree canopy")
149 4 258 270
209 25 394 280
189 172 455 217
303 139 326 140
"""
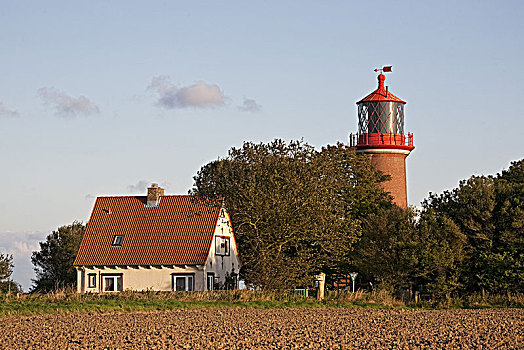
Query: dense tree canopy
354 206 467 297
355 159 523 296
31 221 85 292
353 206 419 291
191 140 390 289
421 160 523 294
193 139 521 296
414 208 466 296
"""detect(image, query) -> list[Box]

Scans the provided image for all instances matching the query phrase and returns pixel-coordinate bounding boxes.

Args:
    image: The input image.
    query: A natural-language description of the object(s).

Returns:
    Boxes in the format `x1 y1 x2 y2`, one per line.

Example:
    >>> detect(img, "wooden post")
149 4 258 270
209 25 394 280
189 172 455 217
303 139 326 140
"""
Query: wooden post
315 273 326 301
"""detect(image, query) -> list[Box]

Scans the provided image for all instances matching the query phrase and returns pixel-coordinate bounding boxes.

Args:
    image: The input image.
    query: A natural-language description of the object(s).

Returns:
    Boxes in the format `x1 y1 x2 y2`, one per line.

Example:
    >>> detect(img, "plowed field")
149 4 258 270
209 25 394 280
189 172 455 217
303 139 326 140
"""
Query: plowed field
0 308 522 349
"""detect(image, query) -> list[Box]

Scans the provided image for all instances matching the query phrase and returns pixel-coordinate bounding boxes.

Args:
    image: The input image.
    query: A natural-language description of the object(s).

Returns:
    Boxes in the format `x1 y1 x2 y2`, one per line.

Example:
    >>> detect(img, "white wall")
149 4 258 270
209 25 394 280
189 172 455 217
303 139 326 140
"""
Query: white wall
77 265 204 293
204 209 241 288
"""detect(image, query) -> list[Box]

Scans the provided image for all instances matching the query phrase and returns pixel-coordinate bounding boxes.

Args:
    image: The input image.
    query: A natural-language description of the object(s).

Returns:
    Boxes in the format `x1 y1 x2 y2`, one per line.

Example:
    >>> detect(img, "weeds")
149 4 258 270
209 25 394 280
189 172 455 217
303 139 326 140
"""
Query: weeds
0 289 521 318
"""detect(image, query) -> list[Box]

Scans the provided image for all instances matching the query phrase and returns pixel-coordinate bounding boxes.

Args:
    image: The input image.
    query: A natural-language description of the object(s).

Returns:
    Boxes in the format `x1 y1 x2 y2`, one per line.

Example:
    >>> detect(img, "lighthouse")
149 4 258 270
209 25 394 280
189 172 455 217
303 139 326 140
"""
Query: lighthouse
350 67 414 209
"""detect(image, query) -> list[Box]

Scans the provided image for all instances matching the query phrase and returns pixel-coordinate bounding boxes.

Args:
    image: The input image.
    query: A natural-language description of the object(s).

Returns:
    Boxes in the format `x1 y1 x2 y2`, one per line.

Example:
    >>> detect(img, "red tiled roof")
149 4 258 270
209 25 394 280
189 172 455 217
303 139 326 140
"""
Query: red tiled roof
74 195 221 266
357 73 406 104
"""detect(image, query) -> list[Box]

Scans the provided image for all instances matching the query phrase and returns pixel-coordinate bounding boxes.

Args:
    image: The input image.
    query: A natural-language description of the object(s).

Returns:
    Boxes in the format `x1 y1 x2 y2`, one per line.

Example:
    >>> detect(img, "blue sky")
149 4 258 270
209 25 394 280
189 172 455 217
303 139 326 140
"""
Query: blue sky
1 1 523 290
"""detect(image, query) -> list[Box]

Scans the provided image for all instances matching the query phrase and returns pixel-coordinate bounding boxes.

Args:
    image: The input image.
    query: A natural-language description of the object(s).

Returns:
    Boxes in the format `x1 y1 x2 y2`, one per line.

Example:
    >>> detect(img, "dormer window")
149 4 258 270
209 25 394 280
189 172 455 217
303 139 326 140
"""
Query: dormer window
112 235 124 246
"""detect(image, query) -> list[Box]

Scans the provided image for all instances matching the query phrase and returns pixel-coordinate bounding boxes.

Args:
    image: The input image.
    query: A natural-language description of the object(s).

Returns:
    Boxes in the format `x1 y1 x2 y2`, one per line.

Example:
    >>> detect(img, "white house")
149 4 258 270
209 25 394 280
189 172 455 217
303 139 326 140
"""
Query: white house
74 184 240 293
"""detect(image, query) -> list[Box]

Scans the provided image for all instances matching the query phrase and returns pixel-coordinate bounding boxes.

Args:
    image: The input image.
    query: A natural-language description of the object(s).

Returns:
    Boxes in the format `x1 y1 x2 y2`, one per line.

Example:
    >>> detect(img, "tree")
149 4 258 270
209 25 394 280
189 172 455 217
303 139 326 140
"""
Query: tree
488 159 524 293
421 159 524 294
422 176 497 293
31 221 85 292
414 208 466 296
190 140 390 290
0 253 21 293
352 206 419 291
353 204 468 298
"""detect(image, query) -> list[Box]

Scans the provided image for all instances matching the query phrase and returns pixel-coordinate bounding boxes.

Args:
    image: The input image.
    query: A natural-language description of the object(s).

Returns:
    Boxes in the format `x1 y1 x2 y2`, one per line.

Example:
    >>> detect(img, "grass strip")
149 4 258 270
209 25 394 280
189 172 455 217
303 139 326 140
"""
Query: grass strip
0 299 322 318
0 290 522 318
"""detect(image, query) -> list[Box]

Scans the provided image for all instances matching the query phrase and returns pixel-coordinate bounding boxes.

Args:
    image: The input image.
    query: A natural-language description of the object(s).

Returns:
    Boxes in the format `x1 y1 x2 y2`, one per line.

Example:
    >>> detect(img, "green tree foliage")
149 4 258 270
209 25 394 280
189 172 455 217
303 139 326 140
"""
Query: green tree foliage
31 221 85 292
422 159 523 294
191 140 390 290
414 209 466 296
353 206 419 291
355 159 522 297
0 253 21 293
192 138 521 295
354 206 467 297
491 160 524 292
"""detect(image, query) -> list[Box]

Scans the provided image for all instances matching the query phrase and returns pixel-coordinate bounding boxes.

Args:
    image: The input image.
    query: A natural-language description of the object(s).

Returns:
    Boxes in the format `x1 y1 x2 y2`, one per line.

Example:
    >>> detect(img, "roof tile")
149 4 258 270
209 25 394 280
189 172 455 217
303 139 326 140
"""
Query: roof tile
74 195 220 266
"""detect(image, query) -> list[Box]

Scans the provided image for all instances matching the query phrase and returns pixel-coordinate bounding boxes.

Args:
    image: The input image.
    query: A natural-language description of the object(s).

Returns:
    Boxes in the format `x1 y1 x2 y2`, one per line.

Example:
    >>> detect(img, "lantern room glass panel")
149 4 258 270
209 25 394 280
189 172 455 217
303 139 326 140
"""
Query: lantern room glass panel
358 102 404 135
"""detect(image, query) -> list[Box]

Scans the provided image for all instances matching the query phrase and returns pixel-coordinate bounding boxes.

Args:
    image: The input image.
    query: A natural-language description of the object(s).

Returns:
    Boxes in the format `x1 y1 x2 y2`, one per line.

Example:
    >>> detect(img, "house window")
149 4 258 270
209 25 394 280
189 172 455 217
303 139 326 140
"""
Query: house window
112 235 124 246
172 274 194 291
207 273 215 290
102 274 123 292
216 236 230 256
88 273 96 288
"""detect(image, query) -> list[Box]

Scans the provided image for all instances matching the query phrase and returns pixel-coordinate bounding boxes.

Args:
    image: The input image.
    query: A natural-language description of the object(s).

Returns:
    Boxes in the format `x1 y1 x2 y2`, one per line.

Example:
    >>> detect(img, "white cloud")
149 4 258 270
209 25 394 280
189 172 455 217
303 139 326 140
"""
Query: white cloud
12 240 40 257
148 76 226 109
126 180 151 193
0 231 43 258
38 87 100 117
85 194 96 200
0 102 19 118
126 180 171 194
0 230 47 291
238 98 261 112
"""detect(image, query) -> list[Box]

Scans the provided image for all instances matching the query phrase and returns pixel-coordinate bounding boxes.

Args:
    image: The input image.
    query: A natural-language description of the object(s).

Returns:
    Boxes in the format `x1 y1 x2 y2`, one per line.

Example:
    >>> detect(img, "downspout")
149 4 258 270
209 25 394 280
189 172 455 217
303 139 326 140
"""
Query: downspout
80 266 85 293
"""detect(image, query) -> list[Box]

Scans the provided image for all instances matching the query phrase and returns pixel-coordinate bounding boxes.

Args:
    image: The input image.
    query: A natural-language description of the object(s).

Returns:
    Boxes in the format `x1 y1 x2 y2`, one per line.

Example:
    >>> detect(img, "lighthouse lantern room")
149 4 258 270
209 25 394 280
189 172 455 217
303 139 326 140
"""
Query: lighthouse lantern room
350 67 414 208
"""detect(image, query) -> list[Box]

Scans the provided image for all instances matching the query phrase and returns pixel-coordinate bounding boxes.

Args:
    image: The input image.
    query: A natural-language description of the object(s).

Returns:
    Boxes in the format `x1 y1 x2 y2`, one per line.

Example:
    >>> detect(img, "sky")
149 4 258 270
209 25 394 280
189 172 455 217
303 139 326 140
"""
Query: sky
1 1 523 290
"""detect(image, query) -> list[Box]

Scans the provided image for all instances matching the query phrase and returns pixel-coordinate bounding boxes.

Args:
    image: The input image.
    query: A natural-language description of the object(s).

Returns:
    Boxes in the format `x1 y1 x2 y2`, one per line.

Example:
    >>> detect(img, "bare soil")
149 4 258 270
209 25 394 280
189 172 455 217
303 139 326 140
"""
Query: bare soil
0 308 522 349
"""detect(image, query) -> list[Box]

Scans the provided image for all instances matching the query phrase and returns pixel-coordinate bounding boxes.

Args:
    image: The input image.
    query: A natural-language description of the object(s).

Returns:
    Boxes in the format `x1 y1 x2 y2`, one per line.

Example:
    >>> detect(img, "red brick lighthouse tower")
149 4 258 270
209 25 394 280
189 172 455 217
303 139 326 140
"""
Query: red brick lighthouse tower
350 67 414 208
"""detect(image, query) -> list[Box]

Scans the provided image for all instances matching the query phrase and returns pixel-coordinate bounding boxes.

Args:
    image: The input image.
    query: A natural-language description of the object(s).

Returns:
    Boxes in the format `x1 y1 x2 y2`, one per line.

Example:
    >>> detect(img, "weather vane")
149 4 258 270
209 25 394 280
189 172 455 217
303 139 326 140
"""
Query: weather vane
374 66 392 73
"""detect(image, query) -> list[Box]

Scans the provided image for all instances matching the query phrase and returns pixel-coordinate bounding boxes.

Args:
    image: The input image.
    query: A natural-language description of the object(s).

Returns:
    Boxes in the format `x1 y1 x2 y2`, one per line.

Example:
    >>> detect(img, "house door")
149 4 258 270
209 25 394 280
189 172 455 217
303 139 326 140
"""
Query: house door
207 273 215 290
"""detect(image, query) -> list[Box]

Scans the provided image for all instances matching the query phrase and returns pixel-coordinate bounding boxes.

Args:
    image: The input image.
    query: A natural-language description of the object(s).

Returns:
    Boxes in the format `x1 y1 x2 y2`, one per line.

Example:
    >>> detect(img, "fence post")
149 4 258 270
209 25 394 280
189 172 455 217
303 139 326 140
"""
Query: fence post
315 273 326 301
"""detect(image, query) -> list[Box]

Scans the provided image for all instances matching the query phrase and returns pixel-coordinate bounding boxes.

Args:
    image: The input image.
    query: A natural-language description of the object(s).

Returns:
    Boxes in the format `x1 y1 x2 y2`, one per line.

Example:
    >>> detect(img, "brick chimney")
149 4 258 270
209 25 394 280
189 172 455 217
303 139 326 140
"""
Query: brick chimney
146 183 164 207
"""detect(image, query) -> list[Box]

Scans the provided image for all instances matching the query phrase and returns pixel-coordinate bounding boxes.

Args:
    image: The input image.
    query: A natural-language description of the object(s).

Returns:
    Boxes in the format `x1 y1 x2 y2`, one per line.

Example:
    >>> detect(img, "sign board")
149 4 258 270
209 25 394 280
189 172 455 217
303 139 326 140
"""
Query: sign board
349 272 358 282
